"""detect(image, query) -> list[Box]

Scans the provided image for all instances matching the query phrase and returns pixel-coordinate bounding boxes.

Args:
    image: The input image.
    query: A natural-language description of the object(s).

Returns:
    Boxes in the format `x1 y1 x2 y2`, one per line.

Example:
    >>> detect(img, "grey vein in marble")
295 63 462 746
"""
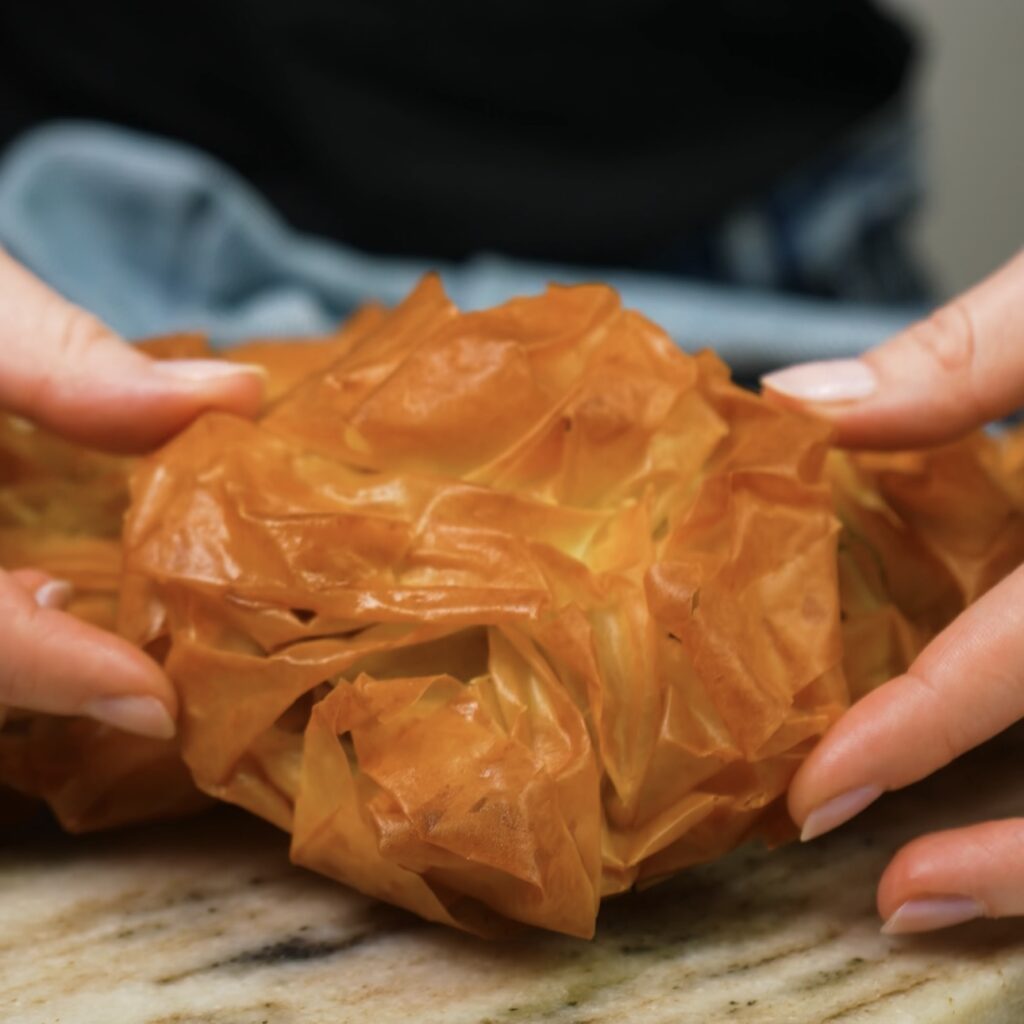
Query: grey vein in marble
3 734 1024 1023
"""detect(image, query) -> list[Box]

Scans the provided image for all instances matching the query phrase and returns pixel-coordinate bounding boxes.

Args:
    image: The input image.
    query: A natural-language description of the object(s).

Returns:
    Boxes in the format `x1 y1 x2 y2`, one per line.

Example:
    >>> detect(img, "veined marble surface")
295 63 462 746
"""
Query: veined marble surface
4 736 1024 1024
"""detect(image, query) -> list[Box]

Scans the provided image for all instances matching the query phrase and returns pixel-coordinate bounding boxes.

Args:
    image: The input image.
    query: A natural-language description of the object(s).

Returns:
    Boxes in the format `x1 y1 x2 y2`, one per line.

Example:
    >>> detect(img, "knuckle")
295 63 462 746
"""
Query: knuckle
902 300 989 423
902 670 964 766
50 306 111 363
22 305 110 414
907 301 977 375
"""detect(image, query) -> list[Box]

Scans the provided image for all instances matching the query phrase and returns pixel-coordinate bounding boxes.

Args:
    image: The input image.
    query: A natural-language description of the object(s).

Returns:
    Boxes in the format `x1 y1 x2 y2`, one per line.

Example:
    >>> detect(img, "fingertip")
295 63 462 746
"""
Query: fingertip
141 358 267 433
34 579 75 610
876 820 1024 925
787 748 822 833
151 359 267 383
82 693 176 740
787 706 872 833
0 573 178 731
761 359 878 405
798 784 883 842
74 629 180 722
877 832 931 920
879 896 985 936
151 357 269 419
213 363 267 419
876 840 988 935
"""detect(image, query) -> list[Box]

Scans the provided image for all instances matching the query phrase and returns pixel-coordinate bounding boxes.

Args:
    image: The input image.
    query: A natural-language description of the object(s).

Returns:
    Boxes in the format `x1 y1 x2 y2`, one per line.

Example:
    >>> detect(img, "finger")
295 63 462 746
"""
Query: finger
0 249 265 453
761 249 1024 448
0 569 176 738
790 562 1024 840
877 820 1024 934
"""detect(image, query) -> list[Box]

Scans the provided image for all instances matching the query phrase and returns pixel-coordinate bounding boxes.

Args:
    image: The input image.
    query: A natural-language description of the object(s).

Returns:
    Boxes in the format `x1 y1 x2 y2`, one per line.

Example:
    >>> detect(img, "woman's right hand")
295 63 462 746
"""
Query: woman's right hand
764 249 1024 935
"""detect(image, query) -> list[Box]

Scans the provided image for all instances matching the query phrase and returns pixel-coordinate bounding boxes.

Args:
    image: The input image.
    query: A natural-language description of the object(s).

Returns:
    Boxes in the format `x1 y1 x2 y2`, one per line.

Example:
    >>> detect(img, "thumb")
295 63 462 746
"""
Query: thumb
0 249 265 453
761 250 1024 449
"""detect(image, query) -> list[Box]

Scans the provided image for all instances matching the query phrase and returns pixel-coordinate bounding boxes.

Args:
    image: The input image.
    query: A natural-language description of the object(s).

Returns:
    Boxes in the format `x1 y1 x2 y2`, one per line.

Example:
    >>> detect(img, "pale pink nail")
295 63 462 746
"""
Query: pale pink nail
881 897 984 935
34 579 74 610
800 784 883 841
153 359 267 383
762 359 877 403
83 695 176 740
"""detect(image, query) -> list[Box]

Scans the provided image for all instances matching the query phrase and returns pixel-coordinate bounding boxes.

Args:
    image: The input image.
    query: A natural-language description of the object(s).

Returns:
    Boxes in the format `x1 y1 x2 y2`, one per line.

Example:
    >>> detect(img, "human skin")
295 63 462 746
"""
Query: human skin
764 249 1024 936
0 248 265 740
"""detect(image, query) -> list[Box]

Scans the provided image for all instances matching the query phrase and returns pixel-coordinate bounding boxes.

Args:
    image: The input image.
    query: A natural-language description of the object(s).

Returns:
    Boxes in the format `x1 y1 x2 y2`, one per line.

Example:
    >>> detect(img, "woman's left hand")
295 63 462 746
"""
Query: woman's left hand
0 248 265 739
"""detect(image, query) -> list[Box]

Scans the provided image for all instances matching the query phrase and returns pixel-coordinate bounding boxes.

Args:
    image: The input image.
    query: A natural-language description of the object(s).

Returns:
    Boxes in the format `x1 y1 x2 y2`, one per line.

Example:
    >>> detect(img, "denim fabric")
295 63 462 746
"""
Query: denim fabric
649 109 931 305
0 122 924 376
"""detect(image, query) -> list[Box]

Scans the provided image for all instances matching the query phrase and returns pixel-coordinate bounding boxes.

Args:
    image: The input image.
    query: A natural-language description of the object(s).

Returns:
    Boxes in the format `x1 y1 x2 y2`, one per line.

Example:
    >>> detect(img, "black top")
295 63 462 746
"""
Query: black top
0 1 914 266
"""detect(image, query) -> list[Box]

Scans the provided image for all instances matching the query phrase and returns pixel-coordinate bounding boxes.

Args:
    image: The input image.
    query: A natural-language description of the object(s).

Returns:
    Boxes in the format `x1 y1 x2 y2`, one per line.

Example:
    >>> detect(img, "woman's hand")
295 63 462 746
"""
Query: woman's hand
0 249 264 739
763 249 1024 935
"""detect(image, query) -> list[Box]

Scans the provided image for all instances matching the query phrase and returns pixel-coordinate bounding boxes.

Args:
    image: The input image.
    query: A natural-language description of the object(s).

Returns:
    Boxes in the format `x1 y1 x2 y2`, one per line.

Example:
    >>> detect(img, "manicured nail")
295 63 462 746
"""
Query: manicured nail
801 784 883 841
83 695 176 740
34 579 74 610
881 897 984 935
153 359 267 383
762 359 877 403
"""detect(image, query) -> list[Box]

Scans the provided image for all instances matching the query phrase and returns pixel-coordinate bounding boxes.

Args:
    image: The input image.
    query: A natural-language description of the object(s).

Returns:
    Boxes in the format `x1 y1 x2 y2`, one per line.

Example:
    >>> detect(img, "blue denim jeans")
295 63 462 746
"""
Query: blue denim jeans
0 120 924 377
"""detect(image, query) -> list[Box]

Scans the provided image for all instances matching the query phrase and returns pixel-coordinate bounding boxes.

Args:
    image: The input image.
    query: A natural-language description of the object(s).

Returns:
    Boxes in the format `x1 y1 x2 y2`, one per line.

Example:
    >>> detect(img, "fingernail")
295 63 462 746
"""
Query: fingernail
762 359 877 403
34 579 74 610
83 695 176 740
153 359 267 383
801 784 883 841
881 896 985 935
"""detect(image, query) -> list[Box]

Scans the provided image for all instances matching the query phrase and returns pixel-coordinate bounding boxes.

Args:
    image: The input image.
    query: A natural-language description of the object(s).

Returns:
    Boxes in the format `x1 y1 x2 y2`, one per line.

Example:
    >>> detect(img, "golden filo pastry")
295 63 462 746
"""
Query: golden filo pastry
1 277 1022 937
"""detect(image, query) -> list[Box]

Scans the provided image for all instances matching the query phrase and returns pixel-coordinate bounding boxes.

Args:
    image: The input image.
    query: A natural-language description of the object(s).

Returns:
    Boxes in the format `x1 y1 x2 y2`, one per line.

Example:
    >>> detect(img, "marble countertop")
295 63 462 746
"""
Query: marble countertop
4 735 1024 1024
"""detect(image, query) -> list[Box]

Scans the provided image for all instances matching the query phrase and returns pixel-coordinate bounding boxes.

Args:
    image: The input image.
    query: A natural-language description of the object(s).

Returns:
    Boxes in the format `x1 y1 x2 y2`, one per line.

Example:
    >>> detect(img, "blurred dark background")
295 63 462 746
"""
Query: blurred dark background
0 2 918 295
